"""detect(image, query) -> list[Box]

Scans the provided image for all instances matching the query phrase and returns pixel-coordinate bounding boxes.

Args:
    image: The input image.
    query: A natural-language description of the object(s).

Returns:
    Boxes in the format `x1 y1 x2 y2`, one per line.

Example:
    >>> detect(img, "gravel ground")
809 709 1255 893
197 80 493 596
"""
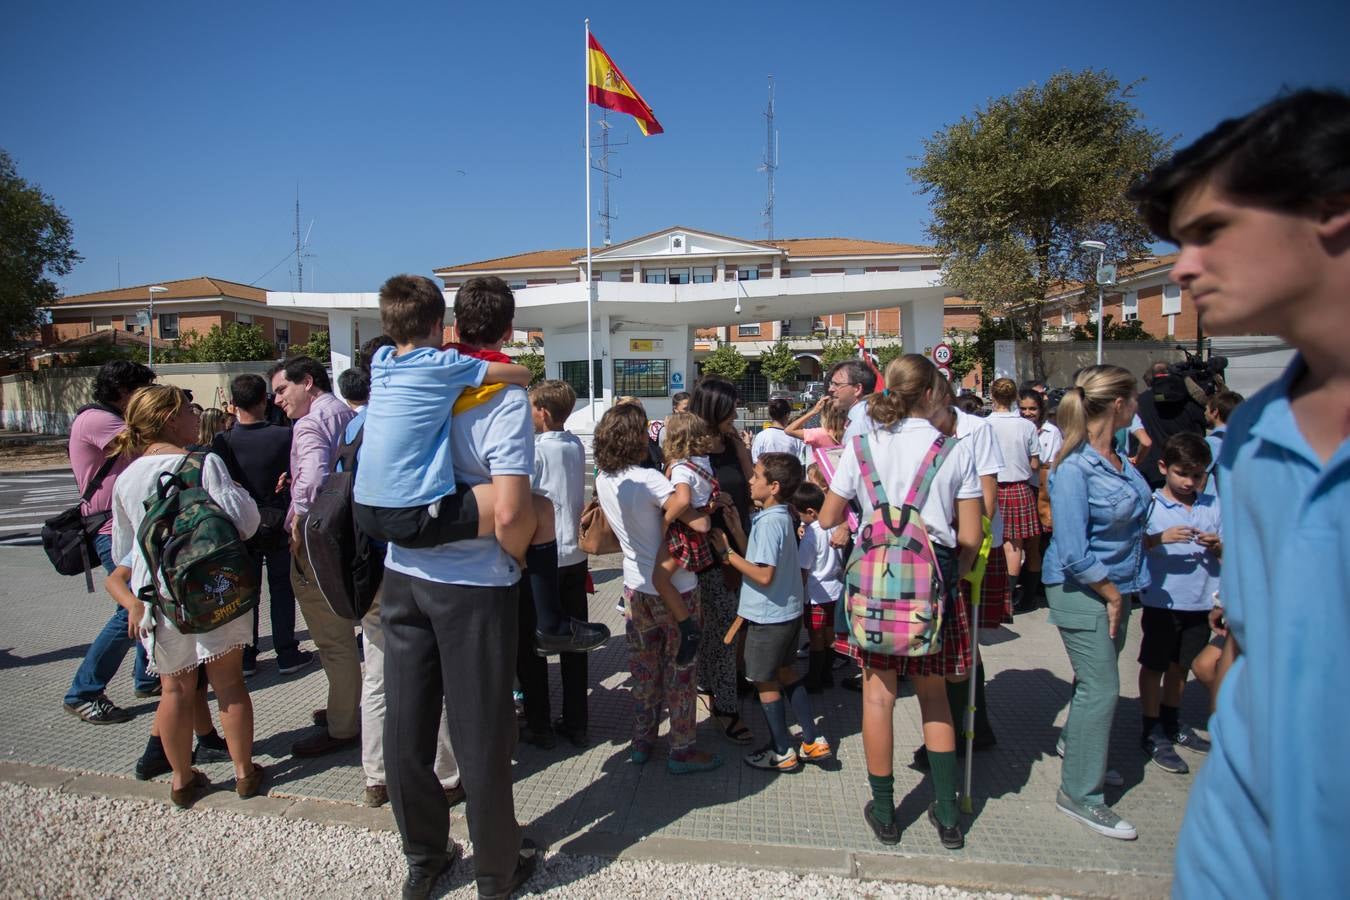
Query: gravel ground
0 782 1041 899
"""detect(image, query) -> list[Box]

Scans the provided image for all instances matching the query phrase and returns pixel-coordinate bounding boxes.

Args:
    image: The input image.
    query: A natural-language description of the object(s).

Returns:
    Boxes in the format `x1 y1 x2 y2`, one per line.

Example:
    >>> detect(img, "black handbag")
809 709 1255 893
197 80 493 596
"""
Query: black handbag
41 454 118 592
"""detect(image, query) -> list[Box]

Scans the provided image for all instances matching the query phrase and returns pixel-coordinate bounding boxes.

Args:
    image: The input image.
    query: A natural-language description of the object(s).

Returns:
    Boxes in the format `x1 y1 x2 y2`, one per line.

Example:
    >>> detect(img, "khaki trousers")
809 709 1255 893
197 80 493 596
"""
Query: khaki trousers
291 541 361 739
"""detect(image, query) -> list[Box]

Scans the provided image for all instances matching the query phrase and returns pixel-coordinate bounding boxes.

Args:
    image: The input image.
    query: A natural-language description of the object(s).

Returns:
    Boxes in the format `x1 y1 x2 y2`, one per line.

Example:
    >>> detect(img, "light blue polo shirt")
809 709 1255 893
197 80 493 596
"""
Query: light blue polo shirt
736 504 802 625
1140 490 1221 612
1174 356 1350 897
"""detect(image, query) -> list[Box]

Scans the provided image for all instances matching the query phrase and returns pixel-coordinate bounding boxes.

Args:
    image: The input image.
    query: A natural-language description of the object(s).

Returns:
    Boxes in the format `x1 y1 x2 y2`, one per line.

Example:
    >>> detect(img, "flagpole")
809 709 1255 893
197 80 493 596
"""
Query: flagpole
584 18 596 422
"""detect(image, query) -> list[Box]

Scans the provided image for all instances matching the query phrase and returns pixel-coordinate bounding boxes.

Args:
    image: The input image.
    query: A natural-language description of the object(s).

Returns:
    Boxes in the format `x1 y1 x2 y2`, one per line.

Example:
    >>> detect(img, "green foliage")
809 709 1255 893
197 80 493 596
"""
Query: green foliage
178 323 278 363
909 70 1169 377
517 350 546 386
943 331 981 382
818 335 859 369
1070 314 1155 342
874 343 904 373
0 149 81 350
758 340 801 386
971 312 1030 387
700 342 748 382
289 328 330 361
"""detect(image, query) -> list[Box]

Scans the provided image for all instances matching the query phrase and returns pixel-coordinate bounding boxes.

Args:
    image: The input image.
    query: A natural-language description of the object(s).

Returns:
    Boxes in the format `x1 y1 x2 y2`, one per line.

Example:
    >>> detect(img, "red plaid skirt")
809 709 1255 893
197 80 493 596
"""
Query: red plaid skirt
805 601 836 631
967 546 1012 628
845 590 972 676
998 481 1041 540
666 520 715 573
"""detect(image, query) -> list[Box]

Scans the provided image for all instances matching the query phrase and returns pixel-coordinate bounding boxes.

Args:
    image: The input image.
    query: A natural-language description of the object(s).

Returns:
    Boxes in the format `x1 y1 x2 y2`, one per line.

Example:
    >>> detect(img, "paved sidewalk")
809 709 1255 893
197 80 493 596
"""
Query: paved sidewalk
0 546 1201 896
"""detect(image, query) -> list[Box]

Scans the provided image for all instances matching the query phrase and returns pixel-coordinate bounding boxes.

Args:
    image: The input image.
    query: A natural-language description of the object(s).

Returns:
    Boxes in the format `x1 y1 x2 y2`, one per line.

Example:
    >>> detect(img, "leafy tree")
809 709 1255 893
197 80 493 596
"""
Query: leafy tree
910 70 1169 378
818 335 859 369
1071 314 1155 342
289 328 330 361
0 149 81 350
971 311 1030 388
944 331 981 383
700 342 748 382
874 343 905 372
758 340 801 386
178 323 278 362
517 350 546 386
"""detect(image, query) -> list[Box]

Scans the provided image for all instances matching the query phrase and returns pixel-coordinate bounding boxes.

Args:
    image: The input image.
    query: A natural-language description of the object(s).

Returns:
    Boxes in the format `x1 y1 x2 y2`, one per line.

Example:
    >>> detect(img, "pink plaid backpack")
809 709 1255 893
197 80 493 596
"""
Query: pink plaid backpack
844 433 954 657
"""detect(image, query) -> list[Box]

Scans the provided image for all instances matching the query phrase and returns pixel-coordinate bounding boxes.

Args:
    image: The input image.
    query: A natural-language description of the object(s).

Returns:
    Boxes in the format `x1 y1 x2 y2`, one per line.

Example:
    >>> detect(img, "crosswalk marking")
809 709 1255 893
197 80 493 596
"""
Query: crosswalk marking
0 472 78 537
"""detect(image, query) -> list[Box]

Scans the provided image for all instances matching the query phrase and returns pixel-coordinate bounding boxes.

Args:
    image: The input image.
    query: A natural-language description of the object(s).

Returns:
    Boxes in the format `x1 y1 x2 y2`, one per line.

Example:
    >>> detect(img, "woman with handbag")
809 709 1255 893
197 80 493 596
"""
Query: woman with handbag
688 376 756 744
818 355 984 849
105 385 265 808
1042 366 1151 841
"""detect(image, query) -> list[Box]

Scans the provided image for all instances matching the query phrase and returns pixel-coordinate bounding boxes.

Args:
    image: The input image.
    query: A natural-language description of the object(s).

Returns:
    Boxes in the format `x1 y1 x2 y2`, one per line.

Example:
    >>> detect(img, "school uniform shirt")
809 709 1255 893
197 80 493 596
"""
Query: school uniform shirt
954 407 1006 544
1202 426 1226 498
840 400 877 447
750 424 805 463
798 520 843 605
668 455 714 509
1173 357 1350 898
386 387 532 587
987 410 1040 483
1140 490 1221 611
1038 421 1064 468
532 430 587 568
736 504 802 624
595 466 697 596
830 418 982 550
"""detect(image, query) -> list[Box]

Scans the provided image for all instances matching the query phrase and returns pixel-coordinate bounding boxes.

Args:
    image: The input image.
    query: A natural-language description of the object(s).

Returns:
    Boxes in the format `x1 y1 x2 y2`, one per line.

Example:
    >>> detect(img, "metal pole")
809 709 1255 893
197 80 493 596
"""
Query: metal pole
1095 249 1105 365
147 291 154 368
584 18 596 421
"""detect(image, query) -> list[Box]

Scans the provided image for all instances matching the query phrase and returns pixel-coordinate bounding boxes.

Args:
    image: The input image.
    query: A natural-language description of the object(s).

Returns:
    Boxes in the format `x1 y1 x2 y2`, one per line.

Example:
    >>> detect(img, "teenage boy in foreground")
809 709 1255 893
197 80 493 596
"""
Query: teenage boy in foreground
1131 88 1350 897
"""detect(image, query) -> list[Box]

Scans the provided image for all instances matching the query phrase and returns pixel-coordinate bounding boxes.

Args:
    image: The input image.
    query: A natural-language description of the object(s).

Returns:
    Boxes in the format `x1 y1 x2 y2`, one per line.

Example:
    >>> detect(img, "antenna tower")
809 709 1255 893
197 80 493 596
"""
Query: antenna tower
592 110 627 246
760 75 779 240
293 185 314 291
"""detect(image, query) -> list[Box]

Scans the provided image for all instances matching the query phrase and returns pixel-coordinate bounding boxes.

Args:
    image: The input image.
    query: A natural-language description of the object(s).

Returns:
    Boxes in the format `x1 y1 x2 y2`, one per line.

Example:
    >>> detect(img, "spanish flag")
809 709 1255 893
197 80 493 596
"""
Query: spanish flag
587 34 664 136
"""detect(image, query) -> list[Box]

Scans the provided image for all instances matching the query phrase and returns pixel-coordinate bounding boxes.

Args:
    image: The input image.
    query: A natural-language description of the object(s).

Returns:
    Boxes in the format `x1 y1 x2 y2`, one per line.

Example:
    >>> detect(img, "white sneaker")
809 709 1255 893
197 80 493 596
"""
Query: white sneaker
1056 739 1123 786
1056 791 1137 840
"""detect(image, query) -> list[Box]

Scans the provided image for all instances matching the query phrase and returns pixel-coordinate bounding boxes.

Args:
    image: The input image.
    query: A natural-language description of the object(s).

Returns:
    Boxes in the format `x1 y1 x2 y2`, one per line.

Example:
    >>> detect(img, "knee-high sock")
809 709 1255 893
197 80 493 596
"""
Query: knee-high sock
928 749 959 826
759 697 793 755
525 541 563 634
783 678 818 744
868 773 895 825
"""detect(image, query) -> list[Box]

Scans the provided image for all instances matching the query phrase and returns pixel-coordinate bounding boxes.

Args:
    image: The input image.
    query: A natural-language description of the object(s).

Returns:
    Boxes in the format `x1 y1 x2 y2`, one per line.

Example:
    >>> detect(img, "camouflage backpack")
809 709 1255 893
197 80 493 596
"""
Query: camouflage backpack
136 452 259 634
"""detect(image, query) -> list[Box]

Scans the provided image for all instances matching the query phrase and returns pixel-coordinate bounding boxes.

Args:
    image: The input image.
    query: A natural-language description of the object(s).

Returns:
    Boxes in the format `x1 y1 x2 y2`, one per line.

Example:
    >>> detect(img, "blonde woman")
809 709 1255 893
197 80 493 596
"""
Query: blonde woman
1042 365 1151 841
106 385 264 808
194 407 229 450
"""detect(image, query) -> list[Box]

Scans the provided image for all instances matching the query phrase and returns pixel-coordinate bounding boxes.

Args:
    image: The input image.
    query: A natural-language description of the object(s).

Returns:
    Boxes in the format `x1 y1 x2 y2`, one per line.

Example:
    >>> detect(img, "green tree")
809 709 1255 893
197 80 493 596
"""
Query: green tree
758 340 801 386
910 70 1169 379
517 350 546 386
289 328 330 361
874 343 904 372
971 312 1030 388
0 149 81 350
700 342 748 382
818 335 859 369
944 331 980 383
1070 314 1155 342
178 323 279 362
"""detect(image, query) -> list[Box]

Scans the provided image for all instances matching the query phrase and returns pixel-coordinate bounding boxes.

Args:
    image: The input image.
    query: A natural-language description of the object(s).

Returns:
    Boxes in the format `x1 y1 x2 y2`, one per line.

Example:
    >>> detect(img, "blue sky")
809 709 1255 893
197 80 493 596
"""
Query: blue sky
4 0 1347 297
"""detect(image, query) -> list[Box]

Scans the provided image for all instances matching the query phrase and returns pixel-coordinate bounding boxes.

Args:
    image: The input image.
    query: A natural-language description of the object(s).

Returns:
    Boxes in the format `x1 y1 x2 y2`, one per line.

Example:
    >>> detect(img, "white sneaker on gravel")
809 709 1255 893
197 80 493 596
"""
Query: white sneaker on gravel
1055 790 1137 840
1055 739 1124 787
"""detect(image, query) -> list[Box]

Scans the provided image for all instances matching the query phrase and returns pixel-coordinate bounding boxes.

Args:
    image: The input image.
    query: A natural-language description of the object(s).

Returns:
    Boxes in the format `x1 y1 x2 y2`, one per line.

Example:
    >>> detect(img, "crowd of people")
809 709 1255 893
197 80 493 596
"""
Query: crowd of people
52 88 1347 897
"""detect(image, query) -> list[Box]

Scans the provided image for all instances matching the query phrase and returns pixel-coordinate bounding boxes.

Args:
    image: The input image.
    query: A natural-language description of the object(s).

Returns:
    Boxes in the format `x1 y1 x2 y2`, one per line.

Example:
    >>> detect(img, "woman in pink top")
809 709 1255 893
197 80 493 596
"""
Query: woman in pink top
787 398 848 450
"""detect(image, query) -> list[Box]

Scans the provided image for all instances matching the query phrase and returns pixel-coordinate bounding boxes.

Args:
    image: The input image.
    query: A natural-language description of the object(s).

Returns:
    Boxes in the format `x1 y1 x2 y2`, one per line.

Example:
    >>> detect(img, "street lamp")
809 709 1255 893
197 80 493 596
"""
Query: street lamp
147 285 168 367
1078 241 1107 365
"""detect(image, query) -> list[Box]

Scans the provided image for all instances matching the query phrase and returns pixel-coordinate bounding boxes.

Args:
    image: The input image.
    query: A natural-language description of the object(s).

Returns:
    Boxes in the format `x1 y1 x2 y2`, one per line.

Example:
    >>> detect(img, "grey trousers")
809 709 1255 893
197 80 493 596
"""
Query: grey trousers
381 570 521 897
1047 580 1131 807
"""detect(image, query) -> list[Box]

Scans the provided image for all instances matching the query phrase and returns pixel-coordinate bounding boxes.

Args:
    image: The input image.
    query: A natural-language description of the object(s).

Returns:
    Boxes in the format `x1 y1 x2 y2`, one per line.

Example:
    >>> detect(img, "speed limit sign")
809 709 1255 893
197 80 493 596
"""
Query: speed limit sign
932 343 953 366
937 365 953 381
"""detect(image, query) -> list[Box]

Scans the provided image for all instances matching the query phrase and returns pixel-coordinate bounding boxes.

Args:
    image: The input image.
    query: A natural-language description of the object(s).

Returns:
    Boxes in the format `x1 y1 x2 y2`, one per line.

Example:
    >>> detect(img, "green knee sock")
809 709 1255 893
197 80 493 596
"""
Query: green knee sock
867 773 895 825
928 750 959 827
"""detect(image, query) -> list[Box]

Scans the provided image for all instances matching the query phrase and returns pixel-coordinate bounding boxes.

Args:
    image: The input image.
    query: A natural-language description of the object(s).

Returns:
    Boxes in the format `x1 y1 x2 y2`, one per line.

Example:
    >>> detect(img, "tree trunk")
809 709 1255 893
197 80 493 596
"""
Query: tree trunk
1027 301 1047 381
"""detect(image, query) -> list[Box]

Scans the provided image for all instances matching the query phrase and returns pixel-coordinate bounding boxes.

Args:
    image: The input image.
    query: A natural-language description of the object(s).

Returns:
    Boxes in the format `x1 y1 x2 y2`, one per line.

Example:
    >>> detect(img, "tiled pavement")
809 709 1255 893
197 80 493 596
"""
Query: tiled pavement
0 546 1205 893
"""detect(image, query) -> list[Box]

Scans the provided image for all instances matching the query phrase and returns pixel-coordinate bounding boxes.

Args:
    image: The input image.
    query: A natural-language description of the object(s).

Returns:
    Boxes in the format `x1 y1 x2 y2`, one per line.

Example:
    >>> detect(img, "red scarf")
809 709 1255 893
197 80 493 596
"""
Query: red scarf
444 341 510 363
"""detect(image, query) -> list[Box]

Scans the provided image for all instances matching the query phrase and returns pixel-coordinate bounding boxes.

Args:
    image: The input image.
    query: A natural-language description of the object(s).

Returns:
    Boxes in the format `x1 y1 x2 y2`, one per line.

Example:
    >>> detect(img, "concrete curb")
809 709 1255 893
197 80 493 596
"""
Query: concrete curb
0 464 71 476
0 760 1169 898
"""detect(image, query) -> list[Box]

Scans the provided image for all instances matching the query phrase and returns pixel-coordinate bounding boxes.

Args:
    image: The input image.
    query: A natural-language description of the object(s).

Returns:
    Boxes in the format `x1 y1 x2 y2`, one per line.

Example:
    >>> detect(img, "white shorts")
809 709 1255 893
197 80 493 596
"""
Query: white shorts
141 608 252 677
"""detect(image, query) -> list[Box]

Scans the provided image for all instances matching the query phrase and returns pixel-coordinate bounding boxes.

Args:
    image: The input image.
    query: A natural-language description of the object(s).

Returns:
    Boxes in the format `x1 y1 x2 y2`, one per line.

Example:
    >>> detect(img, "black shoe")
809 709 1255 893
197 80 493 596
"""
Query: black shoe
491 838 540 899
277 649 315 676
242 648 258 678
535 619 610 656
519 723 556 750
552 717 589 749
928 803 965 849
193 731 232 764
134 747 171 780
402 842 461 900
864 801 900 845
64 695 132 725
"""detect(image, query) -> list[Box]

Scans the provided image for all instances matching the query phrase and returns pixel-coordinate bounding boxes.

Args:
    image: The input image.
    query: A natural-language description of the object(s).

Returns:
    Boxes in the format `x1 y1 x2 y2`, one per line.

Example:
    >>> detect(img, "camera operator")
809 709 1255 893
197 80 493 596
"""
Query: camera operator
1135 360 1210 489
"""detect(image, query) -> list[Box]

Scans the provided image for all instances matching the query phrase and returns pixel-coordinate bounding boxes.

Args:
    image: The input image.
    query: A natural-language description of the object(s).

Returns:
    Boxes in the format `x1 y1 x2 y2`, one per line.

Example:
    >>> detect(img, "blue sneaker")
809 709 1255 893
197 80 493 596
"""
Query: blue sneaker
667 754 723 775
1172 724 1212 754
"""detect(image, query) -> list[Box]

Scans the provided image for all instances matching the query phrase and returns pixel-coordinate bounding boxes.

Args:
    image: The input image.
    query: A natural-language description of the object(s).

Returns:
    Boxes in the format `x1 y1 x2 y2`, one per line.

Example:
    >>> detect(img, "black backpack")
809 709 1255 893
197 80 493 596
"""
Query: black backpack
302 426 383 620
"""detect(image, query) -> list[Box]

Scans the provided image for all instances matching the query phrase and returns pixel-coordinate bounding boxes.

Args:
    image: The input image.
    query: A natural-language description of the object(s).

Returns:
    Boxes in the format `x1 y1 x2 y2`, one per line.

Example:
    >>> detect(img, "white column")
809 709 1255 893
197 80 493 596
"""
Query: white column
599 313 612 406
716 257 726 282
327 310 354 396
899 297 944 357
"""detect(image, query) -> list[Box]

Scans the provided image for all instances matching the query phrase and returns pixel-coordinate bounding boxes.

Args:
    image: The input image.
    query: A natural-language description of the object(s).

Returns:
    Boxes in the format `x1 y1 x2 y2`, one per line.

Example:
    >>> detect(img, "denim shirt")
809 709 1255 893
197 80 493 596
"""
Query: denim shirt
1042 444 1151 592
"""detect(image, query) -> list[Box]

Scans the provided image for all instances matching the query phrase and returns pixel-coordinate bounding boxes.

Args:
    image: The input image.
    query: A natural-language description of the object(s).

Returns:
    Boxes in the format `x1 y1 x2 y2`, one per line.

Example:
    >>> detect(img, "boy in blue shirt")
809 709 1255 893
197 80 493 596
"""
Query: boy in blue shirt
1137 433 1222 775
354 274 609 655
1201 390 1242 497
709 453 831 772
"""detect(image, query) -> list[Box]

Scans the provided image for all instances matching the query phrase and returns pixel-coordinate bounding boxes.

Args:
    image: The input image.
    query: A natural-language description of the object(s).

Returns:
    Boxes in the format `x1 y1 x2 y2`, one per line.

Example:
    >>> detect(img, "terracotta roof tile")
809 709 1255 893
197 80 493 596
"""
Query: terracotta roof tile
435 249 585 275
1047 253 1182 300
768 238 935 257
57 276 269 305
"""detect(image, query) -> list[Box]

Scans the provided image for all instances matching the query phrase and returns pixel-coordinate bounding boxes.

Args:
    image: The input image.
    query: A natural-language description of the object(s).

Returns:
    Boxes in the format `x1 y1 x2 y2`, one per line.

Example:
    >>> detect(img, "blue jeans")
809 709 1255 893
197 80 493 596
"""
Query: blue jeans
249 543 298 658
63 533 157 704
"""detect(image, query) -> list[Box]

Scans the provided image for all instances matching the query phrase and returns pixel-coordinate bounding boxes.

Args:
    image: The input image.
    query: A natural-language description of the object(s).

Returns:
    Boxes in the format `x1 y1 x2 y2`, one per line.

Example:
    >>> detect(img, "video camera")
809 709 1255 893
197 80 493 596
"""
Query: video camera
1153 348 1227 405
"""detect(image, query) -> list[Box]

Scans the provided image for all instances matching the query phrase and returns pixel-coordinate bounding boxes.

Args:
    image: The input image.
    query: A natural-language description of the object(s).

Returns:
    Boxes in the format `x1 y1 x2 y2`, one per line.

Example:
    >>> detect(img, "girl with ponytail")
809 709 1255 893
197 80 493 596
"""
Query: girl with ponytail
1042 365 1152 841
819 354 984 849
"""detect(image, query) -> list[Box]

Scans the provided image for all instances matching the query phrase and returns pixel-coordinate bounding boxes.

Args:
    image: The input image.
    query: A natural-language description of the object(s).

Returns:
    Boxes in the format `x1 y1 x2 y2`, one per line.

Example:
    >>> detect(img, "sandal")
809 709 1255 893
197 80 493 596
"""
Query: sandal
712 709 753 744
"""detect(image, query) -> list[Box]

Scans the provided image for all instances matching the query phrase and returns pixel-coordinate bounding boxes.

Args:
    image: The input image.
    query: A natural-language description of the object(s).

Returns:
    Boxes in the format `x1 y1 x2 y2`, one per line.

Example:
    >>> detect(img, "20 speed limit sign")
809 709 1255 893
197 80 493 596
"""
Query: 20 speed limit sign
932 343 953 365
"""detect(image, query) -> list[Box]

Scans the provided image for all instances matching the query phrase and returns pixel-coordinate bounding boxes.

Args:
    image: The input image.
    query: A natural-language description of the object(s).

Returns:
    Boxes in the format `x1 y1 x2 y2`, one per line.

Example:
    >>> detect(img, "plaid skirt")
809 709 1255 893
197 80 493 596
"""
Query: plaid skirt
806 601 836 631
998 481 1041 540
966 546 1012 628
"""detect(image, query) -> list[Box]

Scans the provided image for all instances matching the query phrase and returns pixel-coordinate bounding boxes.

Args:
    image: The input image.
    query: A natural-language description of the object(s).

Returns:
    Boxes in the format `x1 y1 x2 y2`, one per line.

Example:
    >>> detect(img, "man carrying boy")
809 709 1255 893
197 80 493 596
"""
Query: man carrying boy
709 453 831 772
1131 88 1350 896
1138 433 1222 775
